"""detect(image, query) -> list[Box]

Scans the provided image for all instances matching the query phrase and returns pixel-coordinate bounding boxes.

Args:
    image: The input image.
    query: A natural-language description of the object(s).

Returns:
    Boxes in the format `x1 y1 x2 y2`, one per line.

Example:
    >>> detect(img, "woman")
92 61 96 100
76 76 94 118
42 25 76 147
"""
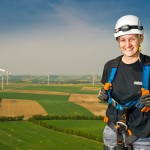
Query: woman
98 15 150 150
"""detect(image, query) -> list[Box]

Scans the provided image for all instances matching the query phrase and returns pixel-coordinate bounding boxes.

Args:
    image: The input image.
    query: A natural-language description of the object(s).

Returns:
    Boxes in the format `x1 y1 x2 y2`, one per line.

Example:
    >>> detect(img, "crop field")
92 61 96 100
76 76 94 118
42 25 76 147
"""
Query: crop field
0 121 104 150
0 99 48 119
40 120 105 138
0 83 106 149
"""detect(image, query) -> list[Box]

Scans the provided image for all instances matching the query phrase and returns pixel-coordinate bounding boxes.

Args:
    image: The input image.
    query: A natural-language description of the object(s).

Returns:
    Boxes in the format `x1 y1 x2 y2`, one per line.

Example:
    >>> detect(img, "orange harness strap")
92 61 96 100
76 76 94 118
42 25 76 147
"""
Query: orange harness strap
141 88 150 112
104 116 109 123
104 82 112 91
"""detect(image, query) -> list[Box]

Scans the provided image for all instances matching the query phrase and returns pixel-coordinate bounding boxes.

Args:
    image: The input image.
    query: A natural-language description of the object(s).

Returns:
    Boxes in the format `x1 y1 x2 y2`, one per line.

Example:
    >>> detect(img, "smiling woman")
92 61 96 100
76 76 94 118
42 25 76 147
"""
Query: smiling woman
98 15 150 150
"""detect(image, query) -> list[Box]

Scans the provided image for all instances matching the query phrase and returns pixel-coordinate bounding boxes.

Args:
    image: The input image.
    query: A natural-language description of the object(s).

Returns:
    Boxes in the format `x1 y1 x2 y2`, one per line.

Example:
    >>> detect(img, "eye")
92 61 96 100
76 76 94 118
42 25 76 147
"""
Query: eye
119 39 125 42
130 37 137 41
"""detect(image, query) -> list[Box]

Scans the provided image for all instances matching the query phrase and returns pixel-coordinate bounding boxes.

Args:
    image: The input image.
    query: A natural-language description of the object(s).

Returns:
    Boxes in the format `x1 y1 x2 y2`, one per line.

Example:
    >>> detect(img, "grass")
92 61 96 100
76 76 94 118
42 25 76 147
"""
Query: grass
37 99 94 116
0 83 105 149
3 84 99 94
0 92 94 116
41 120 105 138
0 121 103 150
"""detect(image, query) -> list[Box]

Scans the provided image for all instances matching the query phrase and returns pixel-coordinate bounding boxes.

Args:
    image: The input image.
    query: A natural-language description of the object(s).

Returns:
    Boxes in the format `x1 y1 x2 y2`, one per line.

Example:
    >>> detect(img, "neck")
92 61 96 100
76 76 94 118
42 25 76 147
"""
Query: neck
122 53 140 64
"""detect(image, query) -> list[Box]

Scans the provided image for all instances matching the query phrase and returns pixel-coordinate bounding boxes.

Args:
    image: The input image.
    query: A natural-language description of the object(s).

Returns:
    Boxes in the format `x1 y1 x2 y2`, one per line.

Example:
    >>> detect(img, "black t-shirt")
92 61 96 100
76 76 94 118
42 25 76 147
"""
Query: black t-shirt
101 54 150 138
101 57 143 105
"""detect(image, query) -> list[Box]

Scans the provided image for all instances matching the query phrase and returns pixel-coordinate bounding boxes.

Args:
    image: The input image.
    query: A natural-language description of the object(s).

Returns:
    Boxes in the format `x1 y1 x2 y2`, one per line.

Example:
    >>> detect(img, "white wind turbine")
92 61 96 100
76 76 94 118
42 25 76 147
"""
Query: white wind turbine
47 73 50 85
0 68 11 89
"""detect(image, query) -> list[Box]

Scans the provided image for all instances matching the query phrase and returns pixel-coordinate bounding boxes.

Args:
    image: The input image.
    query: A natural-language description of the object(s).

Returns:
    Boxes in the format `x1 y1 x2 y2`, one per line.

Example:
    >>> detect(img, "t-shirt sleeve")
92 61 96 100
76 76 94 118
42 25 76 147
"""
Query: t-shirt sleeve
101 60 113 84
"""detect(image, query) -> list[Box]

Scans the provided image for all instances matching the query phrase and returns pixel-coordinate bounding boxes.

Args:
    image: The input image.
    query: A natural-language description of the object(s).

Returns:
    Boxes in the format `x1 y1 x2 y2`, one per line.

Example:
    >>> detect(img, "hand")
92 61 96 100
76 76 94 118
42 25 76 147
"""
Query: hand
98 88 108 101
140 94 150 107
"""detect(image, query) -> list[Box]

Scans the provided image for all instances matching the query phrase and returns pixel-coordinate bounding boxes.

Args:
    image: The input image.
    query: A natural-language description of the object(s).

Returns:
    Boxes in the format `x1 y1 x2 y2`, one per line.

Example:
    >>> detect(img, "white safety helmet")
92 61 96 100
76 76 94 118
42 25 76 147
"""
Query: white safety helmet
114 15 144 38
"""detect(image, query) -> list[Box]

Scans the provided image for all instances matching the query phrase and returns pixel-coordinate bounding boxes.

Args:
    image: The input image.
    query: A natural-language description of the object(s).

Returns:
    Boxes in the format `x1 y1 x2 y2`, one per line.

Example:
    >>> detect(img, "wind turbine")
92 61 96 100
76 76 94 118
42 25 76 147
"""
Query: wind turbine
47 73 50 85
92 73 95 86
0 68 11 89
6 71 11 85
0 68 6 72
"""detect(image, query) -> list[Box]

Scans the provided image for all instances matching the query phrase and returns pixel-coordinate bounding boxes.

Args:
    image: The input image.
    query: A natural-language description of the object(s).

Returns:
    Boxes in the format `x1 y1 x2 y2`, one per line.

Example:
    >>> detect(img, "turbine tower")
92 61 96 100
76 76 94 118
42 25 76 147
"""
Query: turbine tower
47 74 50 85
0 68 11 89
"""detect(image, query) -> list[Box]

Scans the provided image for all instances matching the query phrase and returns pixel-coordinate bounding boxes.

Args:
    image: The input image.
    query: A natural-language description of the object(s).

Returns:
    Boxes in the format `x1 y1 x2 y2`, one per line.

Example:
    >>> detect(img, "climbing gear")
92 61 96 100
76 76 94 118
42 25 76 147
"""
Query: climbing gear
115 107 134 150
115 25 143 34
104 145 117 150
140 94 150 107
98 88 108 101
104 55 150 112
114 15 144 38
139 61 150 112
103 54 150 149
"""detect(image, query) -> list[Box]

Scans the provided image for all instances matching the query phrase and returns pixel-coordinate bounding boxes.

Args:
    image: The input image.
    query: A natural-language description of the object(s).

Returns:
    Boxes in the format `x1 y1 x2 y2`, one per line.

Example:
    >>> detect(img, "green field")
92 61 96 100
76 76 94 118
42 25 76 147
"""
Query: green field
0 92 94 116
0 121 103 150
16 85 99 94
0 83 105 149
42 120 105 136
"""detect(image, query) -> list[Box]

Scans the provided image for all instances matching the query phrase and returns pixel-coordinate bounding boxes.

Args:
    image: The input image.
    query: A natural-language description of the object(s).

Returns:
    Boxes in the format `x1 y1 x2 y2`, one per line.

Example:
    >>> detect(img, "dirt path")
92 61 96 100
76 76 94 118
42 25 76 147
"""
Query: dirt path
3 89 70 96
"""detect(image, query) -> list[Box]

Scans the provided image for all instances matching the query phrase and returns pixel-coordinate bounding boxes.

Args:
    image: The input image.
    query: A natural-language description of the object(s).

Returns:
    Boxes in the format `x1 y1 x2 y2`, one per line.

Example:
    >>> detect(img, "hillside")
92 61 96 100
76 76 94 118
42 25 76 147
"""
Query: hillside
2 74 102 84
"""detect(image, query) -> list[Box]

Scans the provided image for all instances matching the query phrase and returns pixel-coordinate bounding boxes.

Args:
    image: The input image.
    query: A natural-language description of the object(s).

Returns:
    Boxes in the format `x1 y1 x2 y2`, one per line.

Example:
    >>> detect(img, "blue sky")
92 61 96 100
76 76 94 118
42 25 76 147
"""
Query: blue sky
0 0 150 75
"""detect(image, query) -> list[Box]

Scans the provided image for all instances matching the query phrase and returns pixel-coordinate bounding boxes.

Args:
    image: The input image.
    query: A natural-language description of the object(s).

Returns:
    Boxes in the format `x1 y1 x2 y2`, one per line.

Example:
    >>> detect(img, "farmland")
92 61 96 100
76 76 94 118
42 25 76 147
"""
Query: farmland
0 82 106 150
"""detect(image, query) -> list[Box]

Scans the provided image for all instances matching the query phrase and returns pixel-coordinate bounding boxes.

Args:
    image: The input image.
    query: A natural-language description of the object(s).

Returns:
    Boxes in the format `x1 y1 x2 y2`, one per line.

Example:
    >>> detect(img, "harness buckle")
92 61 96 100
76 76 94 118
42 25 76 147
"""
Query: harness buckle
135 101 144 108
111 99 118 107
116 121 128 131
110 99 123 110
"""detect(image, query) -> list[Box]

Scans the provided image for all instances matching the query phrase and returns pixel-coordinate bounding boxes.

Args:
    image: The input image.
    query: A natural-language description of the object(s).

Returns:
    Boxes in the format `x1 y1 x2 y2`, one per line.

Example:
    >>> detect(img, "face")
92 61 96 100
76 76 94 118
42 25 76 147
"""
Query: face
118 34 144 57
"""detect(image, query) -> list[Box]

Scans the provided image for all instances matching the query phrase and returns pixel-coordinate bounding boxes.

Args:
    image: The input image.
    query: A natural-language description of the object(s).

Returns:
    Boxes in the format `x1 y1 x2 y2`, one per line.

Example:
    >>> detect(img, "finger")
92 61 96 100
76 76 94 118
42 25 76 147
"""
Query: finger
98 93 107 100
98 92 108 100
140 102 150 107
98 89 106 97
101 88 107 93
141 94 150 99
140 97 150 103
141 100 150 104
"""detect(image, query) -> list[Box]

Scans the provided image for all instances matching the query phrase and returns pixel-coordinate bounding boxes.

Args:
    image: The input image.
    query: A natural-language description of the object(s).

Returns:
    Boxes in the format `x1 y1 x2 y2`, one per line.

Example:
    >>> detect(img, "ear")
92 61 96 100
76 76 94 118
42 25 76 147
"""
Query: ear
140 35 144 44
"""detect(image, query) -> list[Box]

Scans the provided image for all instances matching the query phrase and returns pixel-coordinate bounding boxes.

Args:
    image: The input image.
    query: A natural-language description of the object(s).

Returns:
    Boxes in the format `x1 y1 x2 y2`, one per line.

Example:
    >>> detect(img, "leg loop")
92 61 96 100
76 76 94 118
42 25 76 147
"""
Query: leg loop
104 145 117 150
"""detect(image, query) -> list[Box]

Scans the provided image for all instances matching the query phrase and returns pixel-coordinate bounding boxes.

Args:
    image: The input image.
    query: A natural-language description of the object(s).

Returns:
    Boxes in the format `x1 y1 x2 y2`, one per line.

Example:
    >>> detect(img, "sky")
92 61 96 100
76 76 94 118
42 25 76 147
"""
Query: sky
0 0 150 75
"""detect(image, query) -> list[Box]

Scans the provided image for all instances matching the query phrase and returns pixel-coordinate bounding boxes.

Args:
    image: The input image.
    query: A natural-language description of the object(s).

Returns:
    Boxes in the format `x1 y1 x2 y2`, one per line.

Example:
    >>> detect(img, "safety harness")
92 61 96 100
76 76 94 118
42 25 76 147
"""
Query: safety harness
103 54 150 150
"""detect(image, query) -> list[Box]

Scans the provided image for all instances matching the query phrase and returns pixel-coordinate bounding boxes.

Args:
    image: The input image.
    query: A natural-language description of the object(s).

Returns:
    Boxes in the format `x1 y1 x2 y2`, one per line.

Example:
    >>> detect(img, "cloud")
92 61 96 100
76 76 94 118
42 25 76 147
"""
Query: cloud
2 0 149 75
0 5 118 75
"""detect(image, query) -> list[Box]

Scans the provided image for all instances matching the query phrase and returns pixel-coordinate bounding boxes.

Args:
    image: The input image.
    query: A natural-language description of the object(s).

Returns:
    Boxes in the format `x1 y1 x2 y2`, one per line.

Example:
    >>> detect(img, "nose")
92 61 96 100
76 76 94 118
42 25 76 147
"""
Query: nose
125 40 132 48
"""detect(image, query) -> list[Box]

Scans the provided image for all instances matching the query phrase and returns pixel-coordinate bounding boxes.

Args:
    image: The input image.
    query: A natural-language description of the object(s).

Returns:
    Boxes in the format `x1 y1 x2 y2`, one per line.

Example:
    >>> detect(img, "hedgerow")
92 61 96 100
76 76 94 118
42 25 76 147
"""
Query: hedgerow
0 115 24 121
29 120 103 142
28 114 103 121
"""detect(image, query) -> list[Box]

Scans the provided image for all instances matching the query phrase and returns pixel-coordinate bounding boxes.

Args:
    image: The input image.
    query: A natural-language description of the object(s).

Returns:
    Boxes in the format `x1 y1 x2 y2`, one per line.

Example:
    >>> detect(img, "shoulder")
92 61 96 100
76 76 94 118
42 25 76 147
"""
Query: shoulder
140 53 150 65
104 55 123 69
101 55 122 83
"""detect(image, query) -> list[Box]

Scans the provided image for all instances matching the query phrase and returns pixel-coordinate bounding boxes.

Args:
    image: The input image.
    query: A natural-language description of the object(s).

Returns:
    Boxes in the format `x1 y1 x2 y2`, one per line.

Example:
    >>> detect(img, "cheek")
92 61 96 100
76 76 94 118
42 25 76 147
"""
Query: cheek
118 43 124 50
132 42 140 49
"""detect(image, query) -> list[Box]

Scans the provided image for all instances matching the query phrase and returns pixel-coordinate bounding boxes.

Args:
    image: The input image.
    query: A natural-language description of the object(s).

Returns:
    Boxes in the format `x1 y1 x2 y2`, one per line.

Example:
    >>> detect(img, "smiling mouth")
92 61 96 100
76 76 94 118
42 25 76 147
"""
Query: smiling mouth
125 48 133 51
